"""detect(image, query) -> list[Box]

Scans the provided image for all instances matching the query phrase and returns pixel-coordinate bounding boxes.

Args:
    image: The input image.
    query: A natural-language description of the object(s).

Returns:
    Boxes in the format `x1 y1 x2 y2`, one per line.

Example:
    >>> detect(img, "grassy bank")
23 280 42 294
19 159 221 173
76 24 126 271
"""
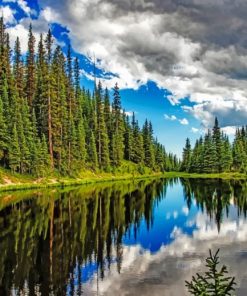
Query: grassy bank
0 162 164 192
0 165 246 193
0 173 165 192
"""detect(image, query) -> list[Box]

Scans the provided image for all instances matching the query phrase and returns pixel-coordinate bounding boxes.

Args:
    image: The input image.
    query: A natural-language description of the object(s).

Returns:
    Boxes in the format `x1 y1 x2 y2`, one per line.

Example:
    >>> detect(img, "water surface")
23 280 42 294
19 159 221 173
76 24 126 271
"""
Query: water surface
1 178 247 295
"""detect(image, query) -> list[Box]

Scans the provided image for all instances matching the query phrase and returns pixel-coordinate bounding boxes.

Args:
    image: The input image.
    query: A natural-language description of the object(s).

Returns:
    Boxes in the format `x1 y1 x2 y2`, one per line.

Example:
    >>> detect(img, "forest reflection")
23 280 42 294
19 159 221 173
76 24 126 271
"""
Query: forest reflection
0 178 247 295
181 178 247 231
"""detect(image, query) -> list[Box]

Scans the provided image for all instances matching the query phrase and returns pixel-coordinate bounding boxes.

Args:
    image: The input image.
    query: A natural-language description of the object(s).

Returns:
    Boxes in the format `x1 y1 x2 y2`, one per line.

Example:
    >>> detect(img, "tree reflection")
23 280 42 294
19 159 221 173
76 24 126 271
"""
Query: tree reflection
0 179 167 295
182 178 247 231
1 177 247 295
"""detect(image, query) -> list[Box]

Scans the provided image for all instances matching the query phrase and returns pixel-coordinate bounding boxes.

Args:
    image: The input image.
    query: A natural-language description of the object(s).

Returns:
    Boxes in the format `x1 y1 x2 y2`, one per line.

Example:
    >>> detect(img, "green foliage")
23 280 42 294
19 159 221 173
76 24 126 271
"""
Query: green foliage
186 249 236 296
0 18 177 177
181 138 191 172
181 117 247 174
9 124 21 172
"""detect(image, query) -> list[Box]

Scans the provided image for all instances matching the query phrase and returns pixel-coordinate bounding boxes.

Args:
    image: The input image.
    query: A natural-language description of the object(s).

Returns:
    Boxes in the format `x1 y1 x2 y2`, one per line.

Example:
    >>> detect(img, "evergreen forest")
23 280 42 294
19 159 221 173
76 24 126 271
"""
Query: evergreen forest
1 16 247 180
0 18 178 177
181 117 247 174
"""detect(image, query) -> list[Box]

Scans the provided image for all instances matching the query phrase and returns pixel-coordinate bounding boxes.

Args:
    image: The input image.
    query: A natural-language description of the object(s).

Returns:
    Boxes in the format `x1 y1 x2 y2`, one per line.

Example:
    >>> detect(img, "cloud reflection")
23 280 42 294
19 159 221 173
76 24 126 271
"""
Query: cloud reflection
85 206 247 295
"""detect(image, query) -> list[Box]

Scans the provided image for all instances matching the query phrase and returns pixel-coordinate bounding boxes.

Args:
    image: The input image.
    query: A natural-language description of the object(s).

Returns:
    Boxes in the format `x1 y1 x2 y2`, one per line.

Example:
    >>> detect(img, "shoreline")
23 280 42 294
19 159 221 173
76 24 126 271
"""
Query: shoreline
0 172 164 193
0 171 246 193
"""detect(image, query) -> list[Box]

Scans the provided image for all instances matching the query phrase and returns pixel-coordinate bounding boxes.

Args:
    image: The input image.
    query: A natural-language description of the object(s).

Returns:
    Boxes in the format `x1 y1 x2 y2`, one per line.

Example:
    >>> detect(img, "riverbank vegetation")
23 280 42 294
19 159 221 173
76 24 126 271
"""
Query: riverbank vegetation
0 18 178 179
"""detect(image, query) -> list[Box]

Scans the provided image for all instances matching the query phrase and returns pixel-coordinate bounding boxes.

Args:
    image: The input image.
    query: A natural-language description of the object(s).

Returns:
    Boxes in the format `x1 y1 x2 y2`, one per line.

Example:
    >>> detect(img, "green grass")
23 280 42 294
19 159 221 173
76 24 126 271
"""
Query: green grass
0 162 163 192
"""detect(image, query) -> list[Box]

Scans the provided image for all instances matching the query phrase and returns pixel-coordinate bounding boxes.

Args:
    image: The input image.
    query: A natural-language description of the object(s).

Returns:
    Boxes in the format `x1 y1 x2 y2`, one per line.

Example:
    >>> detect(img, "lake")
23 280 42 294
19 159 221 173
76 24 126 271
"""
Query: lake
0 178 247 295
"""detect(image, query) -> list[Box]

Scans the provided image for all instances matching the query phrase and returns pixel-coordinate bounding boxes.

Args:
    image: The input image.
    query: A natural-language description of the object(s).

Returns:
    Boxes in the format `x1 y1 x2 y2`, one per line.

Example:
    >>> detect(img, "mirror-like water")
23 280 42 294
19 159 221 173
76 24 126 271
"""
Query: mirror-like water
1 178 247 295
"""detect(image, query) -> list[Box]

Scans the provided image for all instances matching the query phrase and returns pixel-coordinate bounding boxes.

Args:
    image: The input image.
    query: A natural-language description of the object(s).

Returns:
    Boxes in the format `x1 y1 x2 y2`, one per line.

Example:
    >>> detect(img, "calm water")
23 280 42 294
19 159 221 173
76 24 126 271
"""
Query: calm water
1 178 247 295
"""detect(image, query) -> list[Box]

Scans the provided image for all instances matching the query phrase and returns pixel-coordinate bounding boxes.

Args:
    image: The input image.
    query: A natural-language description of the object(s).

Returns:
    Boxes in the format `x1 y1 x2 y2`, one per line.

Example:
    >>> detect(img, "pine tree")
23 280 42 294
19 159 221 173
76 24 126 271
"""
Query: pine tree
51 45 68 171
25 24 36 107
181 138 192 172
13 37 24 97
104 88 112 137
154 141 165 172
74 57 80 100
124 115 133 161
186 249 236 296
143 120 155 168
221 136 232 172
66 44 76 171
95 82 110 170
0 17 5 55
232 128 247 172
203 131 217 173
111 83 124 166
131 115 144 164
213 117 223 172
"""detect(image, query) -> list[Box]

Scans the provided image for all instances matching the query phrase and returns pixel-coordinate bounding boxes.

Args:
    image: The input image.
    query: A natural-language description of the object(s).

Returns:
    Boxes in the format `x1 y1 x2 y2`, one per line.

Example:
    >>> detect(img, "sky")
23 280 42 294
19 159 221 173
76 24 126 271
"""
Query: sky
1 0 247 156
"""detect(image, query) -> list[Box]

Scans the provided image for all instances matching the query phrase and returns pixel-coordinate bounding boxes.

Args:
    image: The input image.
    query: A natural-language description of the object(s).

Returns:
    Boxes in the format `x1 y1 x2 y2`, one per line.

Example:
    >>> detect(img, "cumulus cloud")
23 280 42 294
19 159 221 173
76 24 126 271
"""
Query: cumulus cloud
183 98 247 133
35 0 247 128
3 0 36 16
5 6 54 53
0 5 16 24
3 0 247 128
17 0 32 15
222 126 237 136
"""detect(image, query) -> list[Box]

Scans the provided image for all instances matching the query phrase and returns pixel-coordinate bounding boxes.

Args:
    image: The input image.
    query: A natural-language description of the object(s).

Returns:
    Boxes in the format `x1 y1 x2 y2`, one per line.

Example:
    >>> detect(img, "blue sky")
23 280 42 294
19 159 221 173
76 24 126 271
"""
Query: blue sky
1 0 246 156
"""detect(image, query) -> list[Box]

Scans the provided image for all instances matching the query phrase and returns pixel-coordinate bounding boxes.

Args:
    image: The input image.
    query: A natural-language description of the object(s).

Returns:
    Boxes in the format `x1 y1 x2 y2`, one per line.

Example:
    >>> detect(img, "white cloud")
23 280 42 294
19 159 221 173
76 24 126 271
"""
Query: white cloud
191 127 200 134
35 0 247 130
5 8 54 53
0 5 16 24
183 98 247 128
7 22 47 53
164 114 177 121
165 114 189 126
179 118 189 125
82 209 247 295
17 0 31 15
125 111 136 117
4 0 247 130
222 126 237 136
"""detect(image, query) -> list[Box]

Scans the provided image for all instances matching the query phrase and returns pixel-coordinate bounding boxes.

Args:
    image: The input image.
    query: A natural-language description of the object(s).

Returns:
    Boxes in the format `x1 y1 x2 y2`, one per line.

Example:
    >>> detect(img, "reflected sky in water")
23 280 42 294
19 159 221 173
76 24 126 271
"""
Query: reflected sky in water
1 178 247 295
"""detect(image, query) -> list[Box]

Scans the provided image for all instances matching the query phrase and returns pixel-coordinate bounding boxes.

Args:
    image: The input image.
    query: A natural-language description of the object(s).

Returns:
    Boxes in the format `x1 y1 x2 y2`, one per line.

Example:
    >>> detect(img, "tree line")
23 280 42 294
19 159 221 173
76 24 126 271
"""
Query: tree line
181 117 247 173
0 18 178 176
